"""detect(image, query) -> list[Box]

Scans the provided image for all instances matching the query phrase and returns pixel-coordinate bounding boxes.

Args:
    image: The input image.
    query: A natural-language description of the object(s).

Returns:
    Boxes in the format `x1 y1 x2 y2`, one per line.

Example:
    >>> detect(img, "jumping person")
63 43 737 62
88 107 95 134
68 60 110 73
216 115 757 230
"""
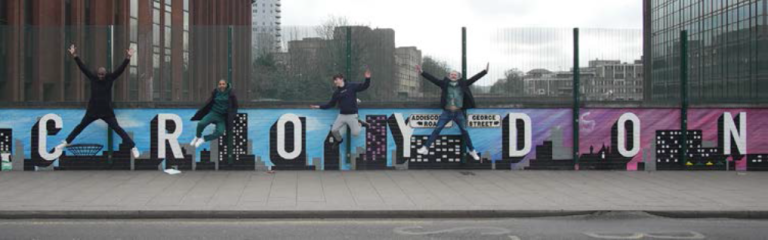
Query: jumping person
414 63 489 160
310 70 372 146
56 44 141 159
190 79 239 149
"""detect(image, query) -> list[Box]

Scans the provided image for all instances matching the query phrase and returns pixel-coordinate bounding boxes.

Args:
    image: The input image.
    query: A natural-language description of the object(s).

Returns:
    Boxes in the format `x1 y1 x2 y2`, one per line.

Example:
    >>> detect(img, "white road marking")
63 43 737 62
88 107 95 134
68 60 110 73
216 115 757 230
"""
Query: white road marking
584 231 706 239
584 232 644 239
644 231 706 239
394 226 512 236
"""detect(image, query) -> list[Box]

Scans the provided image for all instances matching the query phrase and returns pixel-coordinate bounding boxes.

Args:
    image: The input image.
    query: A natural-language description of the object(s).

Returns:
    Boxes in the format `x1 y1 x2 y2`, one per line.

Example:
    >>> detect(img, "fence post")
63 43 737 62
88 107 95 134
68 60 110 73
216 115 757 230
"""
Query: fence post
461 27 468 164
573 28 580 169
345 27 352 167
107 26 114 164
680 30 689 169
227 26 234 165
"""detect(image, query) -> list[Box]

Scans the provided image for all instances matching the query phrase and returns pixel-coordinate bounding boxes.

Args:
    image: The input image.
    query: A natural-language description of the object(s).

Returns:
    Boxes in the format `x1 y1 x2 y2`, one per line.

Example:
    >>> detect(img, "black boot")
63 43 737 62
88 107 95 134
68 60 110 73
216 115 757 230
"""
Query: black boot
331 137 344 147
358 120 370 128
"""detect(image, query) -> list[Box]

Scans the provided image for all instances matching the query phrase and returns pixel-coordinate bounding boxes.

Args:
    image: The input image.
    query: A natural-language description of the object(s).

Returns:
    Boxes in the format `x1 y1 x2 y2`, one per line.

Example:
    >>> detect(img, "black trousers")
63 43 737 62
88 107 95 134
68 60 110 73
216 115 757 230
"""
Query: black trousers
65 115 136 148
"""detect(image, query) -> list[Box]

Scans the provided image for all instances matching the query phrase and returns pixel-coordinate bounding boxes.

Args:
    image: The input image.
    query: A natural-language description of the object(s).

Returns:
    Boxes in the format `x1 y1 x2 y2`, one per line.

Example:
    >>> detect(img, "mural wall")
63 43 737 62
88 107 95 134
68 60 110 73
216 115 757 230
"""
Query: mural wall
0 108 765 171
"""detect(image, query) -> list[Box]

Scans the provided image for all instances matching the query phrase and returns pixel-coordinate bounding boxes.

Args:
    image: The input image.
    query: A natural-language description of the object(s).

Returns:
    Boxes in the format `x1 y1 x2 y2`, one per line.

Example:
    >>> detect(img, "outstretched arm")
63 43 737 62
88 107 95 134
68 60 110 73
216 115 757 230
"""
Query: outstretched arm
467 63 490 86
317 92 340 109
416 65 442 87
110 48 134 79
69 44 96 79
356 69 372 92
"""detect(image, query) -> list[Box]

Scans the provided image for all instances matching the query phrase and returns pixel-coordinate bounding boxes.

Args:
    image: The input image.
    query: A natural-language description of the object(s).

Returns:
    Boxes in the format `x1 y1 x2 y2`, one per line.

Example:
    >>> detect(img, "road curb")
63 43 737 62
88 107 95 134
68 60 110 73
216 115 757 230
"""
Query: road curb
1 210 767 219
645 210 768 219
0 210 593 219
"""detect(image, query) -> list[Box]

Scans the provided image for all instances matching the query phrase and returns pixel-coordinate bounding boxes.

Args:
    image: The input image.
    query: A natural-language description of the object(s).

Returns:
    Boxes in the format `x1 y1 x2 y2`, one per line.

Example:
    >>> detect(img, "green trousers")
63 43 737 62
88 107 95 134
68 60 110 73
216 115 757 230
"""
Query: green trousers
196 112 227 142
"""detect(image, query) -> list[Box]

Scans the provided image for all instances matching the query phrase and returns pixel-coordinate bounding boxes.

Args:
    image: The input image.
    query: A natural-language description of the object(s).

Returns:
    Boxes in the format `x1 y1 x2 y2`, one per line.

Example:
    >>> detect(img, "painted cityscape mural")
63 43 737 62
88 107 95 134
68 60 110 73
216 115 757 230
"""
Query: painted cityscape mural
0 108 765 171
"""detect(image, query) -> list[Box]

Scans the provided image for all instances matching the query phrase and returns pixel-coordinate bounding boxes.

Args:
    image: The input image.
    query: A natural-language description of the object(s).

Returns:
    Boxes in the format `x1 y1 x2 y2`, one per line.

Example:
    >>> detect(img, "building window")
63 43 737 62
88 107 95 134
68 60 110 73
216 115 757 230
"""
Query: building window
130 0 139 18
761 0 766 16
153 52 160 101
0 6 5 99
23 0 34 100
163 0 172 101
63 0 74 101
152 0 161 101
164 11 171 48
0 0 7 24
127 0 140 100
183 0 190 98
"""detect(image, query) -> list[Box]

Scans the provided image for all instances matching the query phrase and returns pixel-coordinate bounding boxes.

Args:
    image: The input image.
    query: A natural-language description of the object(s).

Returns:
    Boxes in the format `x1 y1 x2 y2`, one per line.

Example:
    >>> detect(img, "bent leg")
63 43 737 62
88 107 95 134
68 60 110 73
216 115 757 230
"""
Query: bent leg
346 114 362 137
423 111 452 148
103 116 136 148
453 112 474 151
330 115 347 141
196 113 217 138
65 115 98 143
203 114 227 142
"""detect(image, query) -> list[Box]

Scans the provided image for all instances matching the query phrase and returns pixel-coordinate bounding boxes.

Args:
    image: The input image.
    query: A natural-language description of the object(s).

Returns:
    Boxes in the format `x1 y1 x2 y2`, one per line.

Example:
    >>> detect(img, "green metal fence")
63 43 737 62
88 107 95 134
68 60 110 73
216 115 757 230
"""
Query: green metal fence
0 25 766 107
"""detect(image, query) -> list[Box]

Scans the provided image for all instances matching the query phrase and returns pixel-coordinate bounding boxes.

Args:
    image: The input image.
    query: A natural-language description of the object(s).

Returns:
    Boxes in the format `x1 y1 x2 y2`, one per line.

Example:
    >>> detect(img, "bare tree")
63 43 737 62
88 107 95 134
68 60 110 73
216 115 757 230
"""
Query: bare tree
420 56 452 97
490 68 524 96
315 15 350 40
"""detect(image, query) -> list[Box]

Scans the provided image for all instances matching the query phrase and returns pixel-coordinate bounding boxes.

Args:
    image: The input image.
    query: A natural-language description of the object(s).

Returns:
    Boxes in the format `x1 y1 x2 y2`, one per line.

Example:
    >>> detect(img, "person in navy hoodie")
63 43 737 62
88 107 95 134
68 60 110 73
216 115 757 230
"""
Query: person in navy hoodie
310 70 372 146
415 63 489 161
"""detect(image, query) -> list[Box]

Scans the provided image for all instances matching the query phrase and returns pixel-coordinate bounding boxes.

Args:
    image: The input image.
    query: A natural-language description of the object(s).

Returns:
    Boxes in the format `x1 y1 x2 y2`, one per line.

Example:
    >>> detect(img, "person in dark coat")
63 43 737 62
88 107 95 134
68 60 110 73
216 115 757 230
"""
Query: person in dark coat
414 63 489 161
190 79 239 148
310 70 372 146
56 44 141 159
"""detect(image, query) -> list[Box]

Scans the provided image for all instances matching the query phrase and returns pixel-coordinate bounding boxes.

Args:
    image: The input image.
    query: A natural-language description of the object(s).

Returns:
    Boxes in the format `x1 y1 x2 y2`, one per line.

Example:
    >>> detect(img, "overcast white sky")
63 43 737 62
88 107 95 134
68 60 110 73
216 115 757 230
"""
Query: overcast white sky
279 0 643 86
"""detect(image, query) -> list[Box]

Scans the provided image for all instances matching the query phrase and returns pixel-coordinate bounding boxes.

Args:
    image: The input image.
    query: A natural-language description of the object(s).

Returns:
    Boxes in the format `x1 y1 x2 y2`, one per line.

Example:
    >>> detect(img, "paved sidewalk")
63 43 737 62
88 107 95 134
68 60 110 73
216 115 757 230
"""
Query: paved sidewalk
0 171 767 218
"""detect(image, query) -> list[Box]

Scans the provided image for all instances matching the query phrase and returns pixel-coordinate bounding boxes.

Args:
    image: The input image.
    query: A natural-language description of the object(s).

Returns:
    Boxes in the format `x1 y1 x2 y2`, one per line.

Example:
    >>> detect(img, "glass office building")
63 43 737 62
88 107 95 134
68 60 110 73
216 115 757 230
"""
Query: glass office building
644 0 767 103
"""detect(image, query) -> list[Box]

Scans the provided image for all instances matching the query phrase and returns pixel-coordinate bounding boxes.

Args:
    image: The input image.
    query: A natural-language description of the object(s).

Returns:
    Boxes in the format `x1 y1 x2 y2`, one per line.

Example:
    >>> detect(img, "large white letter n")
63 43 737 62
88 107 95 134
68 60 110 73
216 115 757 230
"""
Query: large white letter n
722 112 747 156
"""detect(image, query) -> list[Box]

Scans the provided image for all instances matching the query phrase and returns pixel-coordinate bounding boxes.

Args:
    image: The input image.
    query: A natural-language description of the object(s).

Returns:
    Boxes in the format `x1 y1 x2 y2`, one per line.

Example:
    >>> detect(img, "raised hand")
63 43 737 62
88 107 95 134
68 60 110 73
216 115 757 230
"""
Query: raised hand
126 48 135 59
415 65 422 73
364 69 372 79
68 44 77 57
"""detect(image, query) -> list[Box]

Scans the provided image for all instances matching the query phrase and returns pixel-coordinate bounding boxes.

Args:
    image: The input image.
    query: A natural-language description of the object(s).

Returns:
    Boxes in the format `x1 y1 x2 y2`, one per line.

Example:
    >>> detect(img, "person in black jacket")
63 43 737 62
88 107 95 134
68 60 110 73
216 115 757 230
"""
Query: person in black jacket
190 79 239 148
415 63 489 161
56 44 141 159
310 70 371 145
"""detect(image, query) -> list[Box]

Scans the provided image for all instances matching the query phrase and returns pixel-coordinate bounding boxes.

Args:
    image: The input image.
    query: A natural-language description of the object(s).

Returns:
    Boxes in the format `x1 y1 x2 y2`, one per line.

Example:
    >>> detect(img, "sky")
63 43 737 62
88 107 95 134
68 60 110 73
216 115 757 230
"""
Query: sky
278 0 644 86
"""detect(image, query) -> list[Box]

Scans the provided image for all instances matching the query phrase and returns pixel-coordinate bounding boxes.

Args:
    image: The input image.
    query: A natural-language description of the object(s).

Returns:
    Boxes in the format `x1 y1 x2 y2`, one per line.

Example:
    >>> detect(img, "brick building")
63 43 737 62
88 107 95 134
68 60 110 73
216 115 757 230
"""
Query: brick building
0 0 252 103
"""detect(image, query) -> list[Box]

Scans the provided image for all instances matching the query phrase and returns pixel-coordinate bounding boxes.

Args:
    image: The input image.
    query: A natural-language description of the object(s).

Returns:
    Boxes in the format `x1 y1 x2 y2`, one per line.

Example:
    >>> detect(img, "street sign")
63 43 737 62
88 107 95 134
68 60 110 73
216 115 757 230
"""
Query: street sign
468 114 501 128
408 114 453 128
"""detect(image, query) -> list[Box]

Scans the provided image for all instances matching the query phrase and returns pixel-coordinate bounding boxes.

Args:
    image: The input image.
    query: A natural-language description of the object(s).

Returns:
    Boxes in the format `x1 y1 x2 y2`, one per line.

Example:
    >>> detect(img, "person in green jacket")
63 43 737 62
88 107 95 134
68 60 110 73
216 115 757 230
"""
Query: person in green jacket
415 63 489 161
190 79 239 148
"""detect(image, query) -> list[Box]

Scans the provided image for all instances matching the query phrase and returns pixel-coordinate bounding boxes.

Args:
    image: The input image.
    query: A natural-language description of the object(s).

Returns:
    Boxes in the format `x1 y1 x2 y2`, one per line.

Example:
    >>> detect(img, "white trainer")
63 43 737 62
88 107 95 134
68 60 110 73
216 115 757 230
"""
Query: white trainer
55 140 69 151
131 147 141 159
417 147 429 155
193 138 205 148
468 150 480 161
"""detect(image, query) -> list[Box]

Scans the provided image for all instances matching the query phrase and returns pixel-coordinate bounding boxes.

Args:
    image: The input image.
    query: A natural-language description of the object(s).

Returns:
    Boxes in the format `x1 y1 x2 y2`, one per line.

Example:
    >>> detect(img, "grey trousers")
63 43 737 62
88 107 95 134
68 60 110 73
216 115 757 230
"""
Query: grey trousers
331 114 361 141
